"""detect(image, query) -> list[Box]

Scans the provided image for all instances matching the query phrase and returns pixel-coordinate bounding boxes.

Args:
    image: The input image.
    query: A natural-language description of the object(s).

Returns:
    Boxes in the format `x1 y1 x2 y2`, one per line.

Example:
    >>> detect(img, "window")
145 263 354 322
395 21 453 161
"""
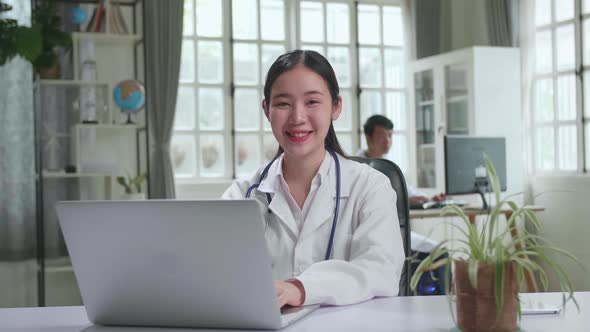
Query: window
173 0 408 181
173 0 228 179
233 0 287 177
531 0 590 173
356 3 407 172
297 1 356 155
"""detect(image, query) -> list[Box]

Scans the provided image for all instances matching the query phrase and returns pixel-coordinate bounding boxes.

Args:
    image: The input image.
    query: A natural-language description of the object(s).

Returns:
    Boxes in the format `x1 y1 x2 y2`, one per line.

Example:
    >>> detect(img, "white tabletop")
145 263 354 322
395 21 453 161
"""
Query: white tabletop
0 292 587 332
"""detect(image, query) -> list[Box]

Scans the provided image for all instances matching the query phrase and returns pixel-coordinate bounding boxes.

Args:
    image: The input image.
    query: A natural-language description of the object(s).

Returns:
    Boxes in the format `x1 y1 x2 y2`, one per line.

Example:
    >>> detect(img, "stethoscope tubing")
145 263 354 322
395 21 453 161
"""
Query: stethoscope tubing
245 148 341 261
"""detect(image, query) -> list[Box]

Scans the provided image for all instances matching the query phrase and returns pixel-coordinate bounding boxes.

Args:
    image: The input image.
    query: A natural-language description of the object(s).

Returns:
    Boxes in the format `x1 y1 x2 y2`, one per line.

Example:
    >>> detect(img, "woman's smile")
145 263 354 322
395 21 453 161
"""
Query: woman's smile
286 130 313 143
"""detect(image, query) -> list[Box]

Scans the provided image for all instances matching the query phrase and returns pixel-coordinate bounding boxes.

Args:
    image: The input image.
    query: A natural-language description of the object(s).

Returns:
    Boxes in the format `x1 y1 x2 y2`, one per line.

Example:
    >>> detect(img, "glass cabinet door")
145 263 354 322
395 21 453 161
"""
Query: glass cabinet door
445 64 469 135
414 70 436 188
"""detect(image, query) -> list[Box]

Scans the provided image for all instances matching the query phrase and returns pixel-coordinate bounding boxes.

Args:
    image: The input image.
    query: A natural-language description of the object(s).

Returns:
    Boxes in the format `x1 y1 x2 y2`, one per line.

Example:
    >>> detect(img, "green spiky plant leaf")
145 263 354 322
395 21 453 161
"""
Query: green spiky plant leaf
410 152 583 322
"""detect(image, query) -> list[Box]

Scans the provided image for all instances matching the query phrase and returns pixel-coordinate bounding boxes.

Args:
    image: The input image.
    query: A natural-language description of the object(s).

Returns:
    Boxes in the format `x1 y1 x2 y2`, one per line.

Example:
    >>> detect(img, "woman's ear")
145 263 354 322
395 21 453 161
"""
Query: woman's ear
262 99 269 120
331 95 343 121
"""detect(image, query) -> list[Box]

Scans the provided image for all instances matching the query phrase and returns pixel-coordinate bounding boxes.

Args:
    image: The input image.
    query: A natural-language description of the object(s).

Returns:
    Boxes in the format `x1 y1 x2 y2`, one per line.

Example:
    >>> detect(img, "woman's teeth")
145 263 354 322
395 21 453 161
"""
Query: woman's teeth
289 132 309 137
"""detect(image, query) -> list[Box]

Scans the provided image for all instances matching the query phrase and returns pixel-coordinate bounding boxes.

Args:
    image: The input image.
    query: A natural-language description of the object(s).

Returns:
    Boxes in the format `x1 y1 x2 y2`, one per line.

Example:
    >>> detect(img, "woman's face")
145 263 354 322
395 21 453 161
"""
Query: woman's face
264 65 342 161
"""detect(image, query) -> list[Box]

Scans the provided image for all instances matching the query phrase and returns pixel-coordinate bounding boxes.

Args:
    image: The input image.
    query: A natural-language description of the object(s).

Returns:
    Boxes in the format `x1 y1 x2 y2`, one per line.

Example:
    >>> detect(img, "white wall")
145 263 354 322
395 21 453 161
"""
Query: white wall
530 176 590 291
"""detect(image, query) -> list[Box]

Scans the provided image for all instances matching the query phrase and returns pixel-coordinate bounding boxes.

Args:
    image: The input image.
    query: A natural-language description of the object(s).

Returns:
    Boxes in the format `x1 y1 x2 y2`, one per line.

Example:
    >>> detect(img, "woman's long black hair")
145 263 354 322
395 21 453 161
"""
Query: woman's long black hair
263 50 348 158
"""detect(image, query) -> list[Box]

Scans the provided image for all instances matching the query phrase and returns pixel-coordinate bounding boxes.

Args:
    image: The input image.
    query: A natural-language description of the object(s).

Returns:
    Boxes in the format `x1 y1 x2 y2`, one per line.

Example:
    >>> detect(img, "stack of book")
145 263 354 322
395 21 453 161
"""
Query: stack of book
85 2 129 34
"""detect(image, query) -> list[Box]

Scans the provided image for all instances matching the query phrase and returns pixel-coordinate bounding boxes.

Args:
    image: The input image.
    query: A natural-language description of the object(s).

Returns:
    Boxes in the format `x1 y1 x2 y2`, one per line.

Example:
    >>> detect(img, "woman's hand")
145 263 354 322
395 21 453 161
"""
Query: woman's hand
275 279 305 308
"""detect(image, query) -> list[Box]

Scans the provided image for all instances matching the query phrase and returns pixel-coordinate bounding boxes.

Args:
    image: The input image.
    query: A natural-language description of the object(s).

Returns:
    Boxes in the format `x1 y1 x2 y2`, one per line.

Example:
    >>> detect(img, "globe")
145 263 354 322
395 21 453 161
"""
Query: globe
113 80 145 124
72 7 87 25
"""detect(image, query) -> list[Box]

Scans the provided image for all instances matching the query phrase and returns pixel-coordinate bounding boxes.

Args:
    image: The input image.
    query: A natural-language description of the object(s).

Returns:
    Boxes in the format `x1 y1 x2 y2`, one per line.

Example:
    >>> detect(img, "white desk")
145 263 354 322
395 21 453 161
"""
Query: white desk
0 292 587 332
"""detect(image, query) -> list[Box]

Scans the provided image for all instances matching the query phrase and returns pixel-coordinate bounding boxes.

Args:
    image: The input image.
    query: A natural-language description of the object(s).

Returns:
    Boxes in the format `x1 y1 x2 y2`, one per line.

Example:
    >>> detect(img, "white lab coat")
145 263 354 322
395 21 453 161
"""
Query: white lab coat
222 152 405 306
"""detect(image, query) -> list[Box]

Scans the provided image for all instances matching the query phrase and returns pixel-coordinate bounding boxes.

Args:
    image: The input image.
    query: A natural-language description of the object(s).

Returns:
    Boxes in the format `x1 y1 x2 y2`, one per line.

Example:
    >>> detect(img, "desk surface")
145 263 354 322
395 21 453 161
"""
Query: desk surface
0 292 587 332
410 206 545 219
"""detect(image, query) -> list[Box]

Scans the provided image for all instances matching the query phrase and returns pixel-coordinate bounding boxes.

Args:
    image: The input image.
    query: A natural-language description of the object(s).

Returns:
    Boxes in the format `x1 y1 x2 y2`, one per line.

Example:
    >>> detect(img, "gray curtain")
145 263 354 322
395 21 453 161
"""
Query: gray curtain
413 0 442 59
0 0 38 308
0 60 36 262
485 0 516 46
144 0 183 199
0 1 36 262
401 0 417 61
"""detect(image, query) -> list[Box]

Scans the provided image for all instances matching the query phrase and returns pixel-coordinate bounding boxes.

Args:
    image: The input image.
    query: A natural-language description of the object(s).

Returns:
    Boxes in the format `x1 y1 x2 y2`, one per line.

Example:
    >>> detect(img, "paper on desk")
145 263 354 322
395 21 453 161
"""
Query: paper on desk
520 298 561 315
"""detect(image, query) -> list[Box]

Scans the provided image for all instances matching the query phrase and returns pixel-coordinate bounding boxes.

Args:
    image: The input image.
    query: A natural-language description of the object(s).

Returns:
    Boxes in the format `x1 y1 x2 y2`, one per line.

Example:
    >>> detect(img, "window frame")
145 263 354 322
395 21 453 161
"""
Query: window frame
174 0 408 184
531 0 587 175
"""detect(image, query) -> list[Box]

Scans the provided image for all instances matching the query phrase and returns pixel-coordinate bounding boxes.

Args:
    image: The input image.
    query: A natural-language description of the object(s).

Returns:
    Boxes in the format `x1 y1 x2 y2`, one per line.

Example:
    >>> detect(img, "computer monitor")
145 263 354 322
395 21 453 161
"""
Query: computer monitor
444 135 507 209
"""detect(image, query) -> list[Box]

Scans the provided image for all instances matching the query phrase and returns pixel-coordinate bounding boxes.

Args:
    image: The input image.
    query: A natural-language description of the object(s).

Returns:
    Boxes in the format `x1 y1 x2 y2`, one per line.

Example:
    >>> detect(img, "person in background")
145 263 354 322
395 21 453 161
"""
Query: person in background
357 114 446 205
223 50 405 308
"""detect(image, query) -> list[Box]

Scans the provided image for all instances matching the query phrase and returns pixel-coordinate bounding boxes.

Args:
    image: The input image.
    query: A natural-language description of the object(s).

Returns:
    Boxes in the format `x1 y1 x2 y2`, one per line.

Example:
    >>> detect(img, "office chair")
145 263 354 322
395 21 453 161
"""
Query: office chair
349 156 411 296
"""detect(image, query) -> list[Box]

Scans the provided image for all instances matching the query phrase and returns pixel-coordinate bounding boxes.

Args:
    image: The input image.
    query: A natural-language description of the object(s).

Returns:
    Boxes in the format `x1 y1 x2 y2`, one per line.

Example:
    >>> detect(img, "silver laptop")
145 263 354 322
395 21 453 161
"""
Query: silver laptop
56 200 319 330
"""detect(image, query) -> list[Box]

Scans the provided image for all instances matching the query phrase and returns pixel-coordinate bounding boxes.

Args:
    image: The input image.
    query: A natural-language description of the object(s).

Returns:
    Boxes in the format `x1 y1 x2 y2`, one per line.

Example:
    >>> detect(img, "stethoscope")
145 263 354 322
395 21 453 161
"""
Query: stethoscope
245 147 341 260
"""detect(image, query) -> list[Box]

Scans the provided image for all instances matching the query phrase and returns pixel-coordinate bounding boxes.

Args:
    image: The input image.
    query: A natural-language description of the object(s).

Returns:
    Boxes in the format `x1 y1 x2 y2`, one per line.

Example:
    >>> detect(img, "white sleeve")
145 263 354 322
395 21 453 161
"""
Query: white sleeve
407 185 426 198
296 179 405 306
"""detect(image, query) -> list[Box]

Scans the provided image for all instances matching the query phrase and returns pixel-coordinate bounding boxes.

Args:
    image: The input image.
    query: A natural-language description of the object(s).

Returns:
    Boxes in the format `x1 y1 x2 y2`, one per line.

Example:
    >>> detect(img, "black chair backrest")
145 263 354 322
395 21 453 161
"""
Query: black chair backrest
349 156 411 296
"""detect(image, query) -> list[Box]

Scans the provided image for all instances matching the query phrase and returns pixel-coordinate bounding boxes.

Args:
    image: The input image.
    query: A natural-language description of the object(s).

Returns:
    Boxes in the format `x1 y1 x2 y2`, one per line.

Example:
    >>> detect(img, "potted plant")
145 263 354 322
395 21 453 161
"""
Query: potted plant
410 153 580 332
0 0 71 78
0 1 19 65
116 172 147 200
30 0 72 78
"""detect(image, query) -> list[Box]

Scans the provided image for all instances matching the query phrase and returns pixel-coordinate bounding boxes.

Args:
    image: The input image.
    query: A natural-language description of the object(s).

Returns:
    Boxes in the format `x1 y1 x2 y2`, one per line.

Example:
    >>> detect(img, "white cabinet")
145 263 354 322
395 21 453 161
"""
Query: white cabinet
408 47 524 199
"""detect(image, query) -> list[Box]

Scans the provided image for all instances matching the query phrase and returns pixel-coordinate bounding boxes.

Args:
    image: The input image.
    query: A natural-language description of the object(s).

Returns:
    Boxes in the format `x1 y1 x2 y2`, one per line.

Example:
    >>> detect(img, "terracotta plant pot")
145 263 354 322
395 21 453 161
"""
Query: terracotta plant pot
38 61 60 79
455 260 518 332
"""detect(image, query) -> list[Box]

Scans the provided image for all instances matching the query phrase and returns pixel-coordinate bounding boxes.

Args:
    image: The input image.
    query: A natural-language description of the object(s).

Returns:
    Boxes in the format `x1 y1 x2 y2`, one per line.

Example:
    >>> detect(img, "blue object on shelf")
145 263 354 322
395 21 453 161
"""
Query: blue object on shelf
72 7 87 24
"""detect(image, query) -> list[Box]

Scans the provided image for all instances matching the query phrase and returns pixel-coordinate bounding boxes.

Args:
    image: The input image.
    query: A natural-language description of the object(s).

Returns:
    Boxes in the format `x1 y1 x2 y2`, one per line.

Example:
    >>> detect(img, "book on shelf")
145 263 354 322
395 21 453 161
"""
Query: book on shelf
94 3 105 32
108 3 129 34
85 7 97 32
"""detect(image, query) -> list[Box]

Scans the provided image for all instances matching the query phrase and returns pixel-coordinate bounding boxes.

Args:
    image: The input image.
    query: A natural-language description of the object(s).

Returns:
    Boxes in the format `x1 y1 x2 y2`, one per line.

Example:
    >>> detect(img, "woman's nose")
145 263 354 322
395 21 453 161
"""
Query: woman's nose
289 102 306 124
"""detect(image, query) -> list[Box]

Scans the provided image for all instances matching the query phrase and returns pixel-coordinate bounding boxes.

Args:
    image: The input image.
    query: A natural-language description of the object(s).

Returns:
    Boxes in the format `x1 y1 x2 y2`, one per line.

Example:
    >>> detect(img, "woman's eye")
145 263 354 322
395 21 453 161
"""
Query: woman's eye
307 100 319 105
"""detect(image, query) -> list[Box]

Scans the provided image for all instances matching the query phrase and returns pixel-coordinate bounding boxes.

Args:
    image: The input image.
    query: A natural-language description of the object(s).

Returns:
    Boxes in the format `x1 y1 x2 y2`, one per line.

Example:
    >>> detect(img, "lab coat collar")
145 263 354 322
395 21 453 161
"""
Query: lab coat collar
253 155 297 236
327 153 353 198
253 151 355 240
256 151 354 198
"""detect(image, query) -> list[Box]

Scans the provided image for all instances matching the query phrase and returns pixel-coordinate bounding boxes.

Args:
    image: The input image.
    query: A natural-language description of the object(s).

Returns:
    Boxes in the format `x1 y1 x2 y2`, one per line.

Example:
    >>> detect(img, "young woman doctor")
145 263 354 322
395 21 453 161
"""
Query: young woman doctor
222 50 404 308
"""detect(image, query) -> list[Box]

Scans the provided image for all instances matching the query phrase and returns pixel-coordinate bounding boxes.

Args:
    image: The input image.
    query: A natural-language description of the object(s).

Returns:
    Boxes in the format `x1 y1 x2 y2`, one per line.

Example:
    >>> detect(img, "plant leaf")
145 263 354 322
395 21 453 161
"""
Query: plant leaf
16 25 42 62
495 260 505 313
468 259 479 290
483 153 501 205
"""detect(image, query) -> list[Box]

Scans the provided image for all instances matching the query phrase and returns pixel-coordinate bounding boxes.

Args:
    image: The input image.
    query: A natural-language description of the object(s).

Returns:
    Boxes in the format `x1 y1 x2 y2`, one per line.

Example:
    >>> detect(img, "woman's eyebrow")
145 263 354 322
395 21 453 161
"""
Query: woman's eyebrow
271 93 292 99
271 90 324 99
304 90 324 96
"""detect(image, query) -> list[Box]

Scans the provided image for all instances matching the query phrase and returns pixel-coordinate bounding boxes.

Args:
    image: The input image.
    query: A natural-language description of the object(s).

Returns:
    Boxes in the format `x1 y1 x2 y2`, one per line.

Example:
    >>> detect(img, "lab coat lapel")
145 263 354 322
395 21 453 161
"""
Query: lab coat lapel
267 191 299 238
298 179 333 241
256 161 299 238
298 154 353 242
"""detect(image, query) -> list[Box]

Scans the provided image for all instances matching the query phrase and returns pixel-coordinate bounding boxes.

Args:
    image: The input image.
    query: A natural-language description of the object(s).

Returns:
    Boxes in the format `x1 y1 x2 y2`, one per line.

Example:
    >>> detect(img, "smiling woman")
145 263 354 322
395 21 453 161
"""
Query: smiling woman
222 50 406 309
262 51 345 163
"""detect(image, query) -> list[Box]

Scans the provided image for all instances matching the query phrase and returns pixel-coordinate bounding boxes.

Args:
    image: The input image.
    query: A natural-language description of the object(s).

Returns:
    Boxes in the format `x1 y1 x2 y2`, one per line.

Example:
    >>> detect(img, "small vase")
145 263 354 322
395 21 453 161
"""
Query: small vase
455 260 518 332
38 61 61 79
120 193 145 200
